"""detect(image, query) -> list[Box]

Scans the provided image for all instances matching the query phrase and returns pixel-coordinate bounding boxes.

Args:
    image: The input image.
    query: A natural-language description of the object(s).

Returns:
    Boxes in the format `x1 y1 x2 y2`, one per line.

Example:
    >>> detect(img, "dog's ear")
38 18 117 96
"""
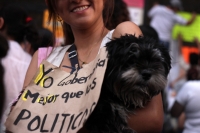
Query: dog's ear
128 42 139 58
106 34 140 58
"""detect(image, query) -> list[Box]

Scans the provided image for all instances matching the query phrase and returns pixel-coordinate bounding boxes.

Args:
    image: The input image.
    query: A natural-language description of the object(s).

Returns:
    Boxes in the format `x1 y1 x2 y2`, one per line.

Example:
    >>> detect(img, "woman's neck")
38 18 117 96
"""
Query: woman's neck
71 22 108 50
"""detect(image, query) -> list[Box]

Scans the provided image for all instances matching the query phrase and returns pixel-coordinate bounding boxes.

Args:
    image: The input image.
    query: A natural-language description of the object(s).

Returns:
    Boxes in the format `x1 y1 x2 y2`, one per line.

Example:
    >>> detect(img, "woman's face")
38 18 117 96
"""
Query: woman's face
55 0 105 29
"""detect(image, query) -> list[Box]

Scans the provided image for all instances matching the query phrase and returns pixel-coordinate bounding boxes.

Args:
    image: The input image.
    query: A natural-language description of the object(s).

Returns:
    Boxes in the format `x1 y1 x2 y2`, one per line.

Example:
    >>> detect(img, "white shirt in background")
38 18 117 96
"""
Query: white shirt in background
1 40 31 131
176 81 200 133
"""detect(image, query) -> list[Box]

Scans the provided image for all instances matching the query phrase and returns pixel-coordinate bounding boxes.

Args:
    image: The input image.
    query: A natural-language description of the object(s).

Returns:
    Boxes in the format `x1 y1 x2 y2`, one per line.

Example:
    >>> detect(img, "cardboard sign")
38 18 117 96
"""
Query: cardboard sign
5 47 108 133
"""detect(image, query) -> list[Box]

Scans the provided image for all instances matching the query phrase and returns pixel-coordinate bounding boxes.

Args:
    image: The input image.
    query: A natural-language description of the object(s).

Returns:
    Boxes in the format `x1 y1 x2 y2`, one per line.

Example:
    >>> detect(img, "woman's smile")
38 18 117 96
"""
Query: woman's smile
71 5 90 13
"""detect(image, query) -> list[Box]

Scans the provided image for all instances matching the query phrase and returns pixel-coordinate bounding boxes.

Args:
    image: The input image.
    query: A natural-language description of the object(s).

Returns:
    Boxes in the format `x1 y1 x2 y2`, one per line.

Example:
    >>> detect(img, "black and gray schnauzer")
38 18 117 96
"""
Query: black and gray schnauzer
85 34 171 133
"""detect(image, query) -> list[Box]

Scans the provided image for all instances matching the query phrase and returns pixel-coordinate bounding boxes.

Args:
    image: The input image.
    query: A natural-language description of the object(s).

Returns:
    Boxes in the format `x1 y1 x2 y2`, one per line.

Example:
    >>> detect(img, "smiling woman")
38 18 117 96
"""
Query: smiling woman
5 0 165 133
72 6 89 12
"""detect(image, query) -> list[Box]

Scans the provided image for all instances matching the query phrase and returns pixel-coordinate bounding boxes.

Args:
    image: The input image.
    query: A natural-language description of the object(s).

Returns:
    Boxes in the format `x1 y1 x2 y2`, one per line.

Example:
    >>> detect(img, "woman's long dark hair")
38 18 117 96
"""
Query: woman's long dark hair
106 0 130 30
46 0 114 45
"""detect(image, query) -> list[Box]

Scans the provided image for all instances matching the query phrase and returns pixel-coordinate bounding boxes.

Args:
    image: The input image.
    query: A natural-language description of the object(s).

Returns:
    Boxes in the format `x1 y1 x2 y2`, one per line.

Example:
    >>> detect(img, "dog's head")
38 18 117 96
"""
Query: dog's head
105 34 171 109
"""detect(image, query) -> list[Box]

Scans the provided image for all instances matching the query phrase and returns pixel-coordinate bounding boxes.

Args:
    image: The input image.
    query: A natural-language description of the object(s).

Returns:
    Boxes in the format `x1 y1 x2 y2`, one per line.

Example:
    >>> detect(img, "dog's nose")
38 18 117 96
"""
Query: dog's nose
141 70 152 80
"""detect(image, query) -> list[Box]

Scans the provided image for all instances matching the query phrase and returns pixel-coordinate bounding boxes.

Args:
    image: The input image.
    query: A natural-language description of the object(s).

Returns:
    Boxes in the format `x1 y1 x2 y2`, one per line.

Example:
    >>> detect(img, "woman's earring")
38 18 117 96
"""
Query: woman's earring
57 15 63 24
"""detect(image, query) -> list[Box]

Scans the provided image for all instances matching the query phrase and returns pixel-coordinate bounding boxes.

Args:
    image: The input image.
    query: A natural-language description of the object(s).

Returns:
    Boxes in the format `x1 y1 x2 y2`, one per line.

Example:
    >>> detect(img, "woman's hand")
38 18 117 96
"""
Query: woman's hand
128 93 164 133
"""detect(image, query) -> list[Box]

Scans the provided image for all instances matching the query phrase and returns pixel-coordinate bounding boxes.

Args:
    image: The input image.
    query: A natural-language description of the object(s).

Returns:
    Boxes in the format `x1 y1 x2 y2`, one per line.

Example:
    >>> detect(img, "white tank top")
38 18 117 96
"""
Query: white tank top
46 30 114 67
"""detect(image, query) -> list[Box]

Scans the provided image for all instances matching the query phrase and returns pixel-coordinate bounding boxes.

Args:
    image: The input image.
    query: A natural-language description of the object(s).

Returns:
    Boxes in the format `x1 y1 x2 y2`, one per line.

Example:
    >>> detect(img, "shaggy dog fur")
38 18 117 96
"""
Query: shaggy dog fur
85 35 171 133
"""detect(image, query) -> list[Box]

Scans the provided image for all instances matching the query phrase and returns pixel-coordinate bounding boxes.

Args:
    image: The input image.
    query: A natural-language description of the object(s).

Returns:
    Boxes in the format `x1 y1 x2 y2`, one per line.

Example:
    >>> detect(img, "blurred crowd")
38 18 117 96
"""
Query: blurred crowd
0 0 200 133
148 0 200 133
0 4 54 132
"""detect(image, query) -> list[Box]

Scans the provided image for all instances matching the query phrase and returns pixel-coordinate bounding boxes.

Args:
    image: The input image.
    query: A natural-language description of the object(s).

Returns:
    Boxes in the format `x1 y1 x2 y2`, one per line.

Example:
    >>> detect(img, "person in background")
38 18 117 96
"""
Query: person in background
22 17 40 56
170 53 200 133
0 33 9 120
174 52 200 133
148 0 196 50
187 53 200 81
35 28 54 51
22 27 54 57
0 4 35 131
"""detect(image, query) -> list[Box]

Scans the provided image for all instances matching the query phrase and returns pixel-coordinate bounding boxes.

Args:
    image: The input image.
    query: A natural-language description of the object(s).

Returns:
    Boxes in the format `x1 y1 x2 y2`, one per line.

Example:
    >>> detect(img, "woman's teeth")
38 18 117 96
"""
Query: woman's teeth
73 6 89 12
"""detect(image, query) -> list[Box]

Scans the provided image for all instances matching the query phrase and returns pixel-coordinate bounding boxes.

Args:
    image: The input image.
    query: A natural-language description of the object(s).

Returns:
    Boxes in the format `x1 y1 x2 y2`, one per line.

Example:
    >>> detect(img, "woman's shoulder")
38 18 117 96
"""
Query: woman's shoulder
112 21 142 38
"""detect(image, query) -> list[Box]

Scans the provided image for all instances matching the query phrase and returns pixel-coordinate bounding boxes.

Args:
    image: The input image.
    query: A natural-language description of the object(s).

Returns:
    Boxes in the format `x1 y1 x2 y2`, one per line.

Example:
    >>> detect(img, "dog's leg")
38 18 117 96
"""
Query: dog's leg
111 104 136 133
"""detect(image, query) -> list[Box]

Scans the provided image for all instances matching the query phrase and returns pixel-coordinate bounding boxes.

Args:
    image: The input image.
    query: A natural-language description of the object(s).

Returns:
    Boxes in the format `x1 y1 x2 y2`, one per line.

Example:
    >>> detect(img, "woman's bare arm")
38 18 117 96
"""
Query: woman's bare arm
112 21 143 38
23 50 39 89
77 94 164 133
128 93 164 133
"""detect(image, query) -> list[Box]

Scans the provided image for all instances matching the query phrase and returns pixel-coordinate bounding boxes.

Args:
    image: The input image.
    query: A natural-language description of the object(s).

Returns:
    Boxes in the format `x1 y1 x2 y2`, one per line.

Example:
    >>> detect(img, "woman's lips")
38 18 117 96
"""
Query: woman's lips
72 5 90 13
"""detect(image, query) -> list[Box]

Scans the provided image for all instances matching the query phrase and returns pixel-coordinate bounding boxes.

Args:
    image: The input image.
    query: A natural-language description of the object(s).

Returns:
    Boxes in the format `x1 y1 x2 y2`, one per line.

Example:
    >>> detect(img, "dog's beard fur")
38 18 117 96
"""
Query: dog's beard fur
85 35 171 133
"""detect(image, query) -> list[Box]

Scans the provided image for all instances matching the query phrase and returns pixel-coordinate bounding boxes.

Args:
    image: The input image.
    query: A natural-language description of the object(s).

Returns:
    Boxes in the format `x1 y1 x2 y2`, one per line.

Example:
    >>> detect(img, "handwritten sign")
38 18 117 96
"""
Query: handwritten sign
5 47 108 133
